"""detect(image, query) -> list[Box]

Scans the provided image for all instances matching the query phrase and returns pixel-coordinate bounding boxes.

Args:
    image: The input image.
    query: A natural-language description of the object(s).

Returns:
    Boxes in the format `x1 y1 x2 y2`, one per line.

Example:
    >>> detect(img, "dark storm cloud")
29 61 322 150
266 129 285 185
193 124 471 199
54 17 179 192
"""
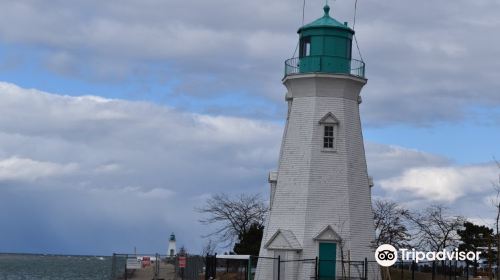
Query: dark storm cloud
0 82 281 254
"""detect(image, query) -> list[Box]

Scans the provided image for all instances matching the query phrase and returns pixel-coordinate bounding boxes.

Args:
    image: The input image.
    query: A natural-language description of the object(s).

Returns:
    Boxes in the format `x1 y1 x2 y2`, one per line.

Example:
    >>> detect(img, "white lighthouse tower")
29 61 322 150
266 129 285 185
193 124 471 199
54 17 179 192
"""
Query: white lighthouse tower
168 233 177 257
255 4 376 280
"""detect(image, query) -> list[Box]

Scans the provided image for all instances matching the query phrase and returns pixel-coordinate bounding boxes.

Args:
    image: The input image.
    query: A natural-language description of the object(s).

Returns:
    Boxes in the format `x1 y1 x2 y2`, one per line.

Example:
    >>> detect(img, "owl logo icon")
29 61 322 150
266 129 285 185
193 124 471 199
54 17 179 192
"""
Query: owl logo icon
375 244 398 267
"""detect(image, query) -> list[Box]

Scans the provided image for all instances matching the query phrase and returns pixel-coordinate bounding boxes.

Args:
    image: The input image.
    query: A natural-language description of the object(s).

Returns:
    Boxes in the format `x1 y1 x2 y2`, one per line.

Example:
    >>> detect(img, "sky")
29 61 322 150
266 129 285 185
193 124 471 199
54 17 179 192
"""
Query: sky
0 0 499 256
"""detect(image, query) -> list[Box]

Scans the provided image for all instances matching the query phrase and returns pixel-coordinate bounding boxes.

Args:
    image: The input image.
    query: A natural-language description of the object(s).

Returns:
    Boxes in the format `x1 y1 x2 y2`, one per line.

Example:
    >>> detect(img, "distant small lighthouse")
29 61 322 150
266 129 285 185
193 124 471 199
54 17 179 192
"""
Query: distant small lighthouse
168 233 177 257
255 4 376 280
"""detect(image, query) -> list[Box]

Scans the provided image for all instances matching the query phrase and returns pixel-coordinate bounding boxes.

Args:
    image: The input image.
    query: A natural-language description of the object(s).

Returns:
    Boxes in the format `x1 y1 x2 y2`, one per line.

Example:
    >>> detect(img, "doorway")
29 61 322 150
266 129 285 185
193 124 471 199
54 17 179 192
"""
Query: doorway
318 242 336 279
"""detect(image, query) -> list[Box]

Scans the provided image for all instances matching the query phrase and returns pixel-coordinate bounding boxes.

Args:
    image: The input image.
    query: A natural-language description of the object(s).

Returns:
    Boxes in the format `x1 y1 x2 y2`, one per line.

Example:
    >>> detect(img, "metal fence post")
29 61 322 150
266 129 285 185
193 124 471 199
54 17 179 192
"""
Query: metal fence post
466 260 469 280
212 253 217 279
124 254 128 280
205 254 208 280
400 260 404 280
277 255 281 280
411 261 415 280
111 253 116 280
364 257 368 280
214 253 217 279
432 261 435 280
349 258 353 280
205 254 217 280
448 260 452 280
315 257 318 280
247 256 252 280
455 260 457 280
347 251 351 280
155 253 159 280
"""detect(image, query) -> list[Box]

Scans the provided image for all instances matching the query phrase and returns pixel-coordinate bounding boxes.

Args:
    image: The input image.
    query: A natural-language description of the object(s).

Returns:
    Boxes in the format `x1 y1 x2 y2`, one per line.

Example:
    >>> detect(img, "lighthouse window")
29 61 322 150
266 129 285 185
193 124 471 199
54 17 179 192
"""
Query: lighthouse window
346 40 352 59
323 126 334 148
300 37 311 57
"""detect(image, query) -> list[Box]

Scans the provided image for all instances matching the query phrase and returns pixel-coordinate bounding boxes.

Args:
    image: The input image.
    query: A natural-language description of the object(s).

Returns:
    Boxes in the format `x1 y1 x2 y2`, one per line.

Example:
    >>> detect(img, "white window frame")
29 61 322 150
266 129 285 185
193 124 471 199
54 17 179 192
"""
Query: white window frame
319 112 339 153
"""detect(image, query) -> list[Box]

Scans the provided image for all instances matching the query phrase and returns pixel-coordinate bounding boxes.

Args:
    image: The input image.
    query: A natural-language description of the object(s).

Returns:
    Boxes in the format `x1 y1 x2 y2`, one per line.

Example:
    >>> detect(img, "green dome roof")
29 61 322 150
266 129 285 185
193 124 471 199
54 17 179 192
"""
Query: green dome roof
298 5 353 33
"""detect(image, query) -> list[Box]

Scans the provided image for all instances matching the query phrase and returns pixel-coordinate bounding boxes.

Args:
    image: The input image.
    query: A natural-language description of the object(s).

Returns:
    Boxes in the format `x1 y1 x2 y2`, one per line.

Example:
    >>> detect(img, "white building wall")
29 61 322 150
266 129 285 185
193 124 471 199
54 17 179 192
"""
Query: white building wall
168 240 177 256
255 74 377 280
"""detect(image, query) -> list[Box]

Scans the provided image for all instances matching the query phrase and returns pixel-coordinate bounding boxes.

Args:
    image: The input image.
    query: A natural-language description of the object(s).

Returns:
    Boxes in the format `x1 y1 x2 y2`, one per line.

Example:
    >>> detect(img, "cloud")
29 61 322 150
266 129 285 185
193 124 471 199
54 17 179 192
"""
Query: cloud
0 0 498 252
0 156 77 182
357 0 500 125
366 142 499 219
0 0 499 124
0 81 282 254
365 142 450 180
379 164 498 202
0 81 498 253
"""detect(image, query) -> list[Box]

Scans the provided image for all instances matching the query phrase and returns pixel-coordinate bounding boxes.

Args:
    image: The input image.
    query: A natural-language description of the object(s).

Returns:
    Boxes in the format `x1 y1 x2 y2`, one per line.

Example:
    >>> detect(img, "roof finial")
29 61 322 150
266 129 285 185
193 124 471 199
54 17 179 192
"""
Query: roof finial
323 3 331 16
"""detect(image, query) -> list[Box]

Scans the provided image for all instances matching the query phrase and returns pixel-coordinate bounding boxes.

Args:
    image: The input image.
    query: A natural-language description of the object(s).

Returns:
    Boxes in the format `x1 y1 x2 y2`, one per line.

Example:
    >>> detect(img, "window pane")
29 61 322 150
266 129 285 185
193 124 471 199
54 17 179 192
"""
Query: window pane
323 126 334 149
346 39 352 59
300 37 311 58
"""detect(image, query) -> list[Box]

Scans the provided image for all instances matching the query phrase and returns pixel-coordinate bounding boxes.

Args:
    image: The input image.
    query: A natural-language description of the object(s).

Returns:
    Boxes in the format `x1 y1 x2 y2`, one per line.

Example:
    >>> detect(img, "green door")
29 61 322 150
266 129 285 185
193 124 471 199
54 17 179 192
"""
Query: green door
319 243 336 280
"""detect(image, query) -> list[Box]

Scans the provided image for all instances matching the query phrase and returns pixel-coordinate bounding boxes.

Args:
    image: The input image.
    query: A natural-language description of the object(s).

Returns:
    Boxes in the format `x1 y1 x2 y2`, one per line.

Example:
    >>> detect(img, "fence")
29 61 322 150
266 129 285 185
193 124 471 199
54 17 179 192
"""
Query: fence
284 56 366 78
111 253 495 280
111 253 203 280
207 255 372 280
205 254 251 280
203 256 498 280
111 253 374 280
386 260 497 280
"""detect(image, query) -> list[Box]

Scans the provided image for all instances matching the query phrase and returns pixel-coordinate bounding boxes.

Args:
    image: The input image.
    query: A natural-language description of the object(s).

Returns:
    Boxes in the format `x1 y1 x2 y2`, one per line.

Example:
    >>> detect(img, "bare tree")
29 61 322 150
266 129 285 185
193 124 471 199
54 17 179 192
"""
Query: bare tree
201 239 217 256
197 193 268 247
407 205 465 251
333 218 348 278
373 199 411 248
373 200 411 280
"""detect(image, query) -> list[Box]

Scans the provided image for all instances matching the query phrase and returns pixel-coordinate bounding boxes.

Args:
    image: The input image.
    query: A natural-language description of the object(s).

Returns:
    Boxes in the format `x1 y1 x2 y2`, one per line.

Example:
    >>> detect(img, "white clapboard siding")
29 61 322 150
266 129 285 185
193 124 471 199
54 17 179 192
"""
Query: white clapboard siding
255 74 378 280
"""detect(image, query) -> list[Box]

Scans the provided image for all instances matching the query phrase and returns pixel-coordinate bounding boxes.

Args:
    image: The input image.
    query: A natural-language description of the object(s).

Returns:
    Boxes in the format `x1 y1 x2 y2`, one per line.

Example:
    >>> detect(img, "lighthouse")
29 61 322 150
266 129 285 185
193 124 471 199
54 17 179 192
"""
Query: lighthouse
168 233 177 257
255 4 376 280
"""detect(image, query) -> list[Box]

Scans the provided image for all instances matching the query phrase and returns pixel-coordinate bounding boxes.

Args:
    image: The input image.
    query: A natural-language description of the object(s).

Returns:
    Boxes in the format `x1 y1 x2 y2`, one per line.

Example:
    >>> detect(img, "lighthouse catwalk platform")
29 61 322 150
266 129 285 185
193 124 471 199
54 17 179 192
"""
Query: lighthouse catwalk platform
255 4 378 280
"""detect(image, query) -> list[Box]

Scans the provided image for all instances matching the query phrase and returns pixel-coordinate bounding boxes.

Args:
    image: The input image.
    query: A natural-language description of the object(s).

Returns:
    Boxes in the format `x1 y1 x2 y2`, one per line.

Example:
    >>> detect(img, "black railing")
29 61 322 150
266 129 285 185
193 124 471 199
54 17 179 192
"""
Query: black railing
284 56 366 78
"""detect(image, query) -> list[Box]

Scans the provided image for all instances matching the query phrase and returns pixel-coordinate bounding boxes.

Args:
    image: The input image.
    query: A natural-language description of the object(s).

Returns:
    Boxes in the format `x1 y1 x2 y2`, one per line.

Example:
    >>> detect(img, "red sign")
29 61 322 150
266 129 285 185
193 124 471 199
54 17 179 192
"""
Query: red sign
179 256 186 268
142 256 151 268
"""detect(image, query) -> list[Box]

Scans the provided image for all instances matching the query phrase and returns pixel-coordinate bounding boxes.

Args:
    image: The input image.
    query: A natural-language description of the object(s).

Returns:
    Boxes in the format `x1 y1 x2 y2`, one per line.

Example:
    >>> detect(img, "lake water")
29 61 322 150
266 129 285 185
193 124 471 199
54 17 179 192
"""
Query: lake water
0 254 112 280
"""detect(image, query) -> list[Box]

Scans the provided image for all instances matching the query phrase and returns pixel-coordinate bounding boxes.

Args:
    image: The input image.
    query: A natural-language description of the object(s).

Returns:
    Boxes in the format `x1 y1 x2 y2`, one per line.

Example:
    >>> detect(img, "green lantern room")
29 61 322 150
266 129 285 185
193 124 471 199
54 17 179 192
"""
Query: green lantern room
285 4 365 78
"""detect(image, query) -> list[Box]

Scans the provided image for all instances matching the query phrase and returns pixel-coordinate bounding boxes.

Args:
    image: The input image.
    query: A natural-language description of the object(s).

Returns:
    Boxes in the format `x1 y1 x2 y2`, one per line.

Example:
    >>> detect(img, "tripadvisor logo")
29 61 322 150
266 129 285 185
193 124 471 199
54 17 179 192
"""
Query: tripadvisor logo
375 244 398 267
375 244 482 267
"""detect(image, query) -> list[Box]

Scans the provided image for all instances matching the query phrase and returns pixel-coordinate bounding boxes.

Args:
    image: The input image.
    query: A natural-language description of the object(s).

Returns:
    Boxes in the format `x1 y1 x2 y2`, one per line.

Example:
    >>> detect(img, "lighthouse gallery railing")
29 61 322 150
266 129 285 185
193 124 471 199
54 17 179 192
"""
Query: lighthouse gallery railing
284 56 365 78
